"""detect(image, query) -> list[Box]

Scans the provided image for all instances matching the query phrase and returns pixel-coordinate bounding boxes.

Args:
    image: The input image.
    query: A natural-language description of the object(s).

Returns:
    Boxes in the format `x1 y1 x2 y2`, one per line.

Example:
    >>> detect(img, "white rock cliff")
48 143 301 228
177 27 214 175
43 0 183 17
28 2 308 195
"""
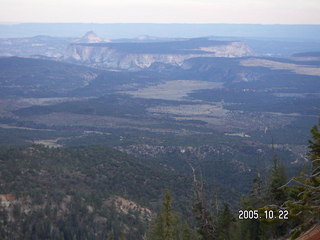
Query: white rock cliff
65 36 254 70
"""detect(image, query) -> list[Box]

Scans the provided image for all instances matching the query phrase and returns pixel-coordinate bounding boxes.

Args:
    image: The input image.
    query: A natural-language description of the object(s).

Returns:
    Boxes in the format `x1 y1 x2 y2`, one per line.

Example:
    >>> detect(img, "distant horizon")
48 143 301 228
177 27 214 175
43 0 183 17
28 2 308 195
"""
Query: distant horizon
1 23 320 40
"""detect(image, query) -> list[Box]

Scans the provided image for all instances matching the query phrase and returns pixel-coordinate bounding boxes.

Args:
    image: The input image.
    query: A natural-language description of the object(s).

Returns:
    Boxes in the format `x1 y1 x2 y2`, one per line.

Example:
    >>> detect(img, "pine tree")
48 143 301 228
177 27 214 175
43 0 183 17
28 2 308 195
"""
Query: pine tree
119 231 126 240
268 156 287 205
283 124 320 238
161 192 174 240
182 222 191 240
147 192 183 240
190 165 216 240
192 198 216 240
107 230 114 240
250 175 266 207
216 204 234 240
238 177 265 240
262 156 289 240
148 212 163 240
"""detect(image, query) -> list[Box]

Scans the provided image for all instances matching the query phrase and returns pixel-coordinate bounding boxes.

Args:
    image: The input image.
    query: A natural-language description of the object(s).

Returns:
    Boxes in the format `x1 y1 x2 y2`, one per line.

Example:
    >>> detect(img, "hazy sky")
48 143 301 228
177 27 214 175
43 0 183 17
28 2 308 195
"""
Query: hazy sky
1 0 320 24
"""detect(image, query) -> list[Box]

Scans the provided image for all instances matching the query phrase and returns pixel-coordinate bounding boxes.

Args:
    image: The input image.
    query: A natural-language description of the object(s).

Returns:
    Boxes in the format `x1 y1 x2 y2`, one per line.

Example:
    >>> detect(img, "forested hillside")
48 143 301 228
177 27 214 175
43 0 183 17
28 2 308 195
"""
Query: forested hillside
146 125 320 240
0 145 190 239
0 124 319 239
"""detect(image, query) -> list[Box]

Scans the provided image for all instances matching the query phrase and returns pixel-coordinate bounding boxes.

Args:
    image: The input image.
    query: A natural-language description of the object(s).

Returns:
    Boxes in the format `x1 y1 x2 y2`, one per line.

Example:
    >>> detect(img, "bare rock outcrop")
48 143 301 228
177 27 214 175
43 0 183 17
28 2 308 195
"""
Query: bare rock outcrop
65 39 254 70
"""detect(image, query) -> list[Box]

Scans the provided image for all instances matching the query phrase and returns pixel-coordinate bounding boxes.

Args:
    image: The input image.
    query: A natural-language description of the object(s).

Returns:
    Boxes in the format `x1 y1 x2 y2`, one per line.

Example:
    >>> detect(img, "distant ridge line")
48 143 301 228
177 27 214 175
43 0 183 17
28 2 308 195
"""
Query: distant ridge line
1 23 320 40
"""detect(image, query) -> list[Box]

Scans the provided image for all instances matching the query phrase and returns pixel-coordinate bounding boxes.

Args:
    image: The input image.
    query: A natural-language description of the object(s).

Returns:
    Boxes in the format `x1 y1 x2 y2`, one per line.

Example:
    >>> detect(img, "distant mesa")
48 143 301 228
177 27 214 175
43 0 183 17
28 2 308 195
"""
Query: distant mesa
136 35 154 40
75 31 110 43
135 35 163 41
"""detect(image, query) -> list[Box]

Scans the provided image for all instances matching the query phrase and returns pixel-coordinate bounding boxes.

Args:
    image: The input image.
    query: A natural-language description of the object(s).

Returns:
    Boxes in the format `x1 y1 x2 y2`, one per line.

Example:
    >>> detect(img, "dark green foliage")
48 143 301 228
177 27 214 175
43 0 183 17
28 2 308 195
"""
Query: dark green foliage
190 167 217 240
0 144 191 239
238 178 265 240
308 125 320 161
238 156 289 240
192 199 216 240
268 156 287 205
216 204 235 240
147 192 199 240
252 124 320 239
148 192 176 240
283 124 320 238
162 192 175 240
0 57 100 97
